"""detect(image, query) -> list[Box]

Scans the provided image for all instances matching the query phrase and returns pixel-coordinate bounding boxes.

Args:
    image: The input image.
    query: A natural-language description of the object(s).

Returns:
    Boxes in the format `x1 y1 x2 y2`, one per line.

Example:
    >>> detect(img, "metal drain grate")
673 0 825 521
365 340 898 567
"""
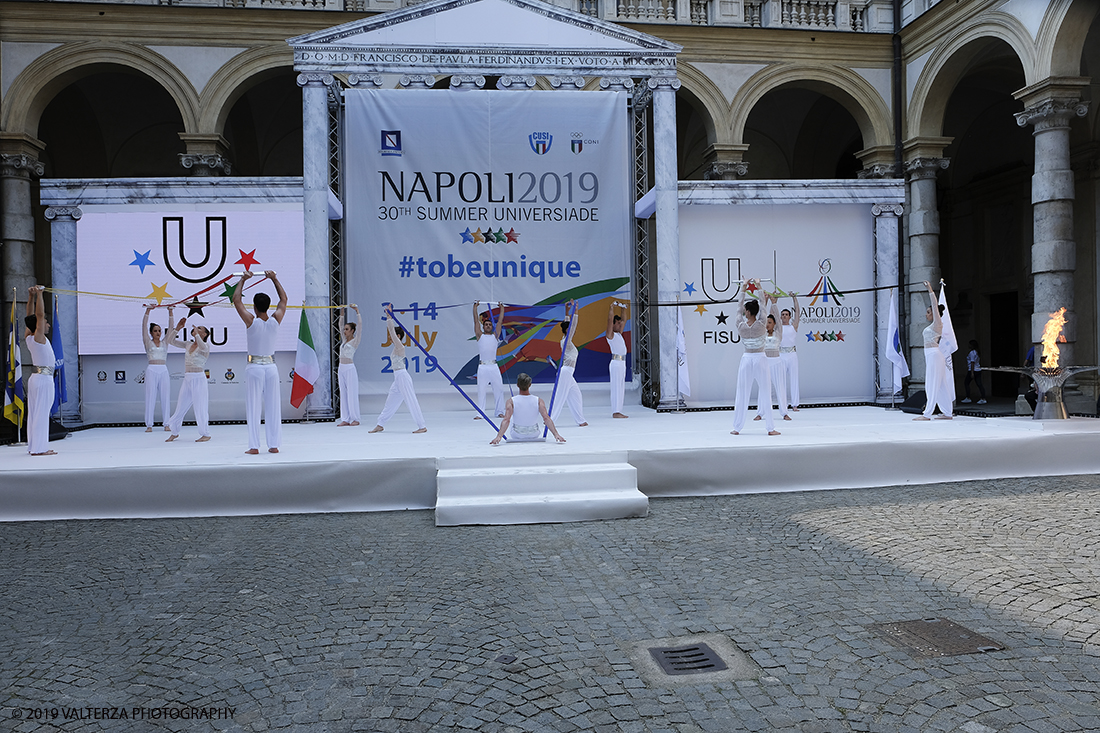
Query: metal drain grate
869 618 1006 658
648 643 729 675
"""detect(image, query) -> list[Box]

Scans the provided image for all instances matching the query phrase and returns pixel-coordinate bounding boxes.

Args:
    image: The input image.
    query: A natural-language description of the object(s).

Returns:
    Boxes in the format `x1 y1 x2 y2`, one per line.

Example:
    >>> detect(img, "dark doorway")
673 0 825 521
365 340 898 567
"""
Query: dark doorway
988 291 1019 397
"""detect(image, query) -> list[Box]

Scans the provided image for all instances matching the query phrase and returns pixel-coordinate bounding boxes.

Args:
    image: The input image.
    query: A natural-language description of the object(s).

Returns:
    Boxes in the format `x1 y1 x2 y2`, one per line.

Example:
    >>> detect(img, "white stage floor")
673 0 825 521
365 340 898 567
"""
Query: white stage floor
3 406 1100 522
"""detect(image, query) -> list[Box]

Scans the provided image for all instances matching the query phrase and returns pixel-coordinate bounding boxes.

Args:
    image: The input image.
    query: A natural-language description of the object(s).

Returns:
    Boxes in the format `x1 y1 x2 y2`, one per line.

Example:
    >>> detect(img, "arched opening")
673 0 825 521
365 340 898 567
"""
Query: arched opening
936 39 1031 398
676 91 713 180
222 71 303 176
37 68 185 177
743 86 863 179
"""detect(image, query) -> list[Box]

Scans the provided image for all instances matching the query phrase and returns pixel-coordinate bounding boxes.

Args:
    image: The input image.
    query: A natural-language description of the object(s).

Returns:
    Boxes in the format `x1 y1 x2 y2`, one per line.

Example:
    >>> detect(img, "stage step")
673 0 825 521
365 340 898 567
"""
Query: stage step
435 452 648 526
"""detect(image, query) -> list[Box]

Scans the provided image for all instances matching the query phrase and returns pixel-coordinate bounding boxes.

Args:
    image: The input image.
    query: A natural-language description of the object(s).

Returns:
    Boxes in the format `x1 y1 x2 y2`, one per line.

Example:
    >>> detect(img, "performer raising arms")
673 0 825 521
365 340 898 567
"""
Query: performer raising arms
490 372 566 445
142 303 175 432
915 280 953 421
24 285 57 456
337 304 362 427
370 304 427 434
754 292 791 423
552 299 588 428
232 269 287 454
165 319 212 443
779 292 801 411
473 300 506 419
606 300 629 418
731 279 779 436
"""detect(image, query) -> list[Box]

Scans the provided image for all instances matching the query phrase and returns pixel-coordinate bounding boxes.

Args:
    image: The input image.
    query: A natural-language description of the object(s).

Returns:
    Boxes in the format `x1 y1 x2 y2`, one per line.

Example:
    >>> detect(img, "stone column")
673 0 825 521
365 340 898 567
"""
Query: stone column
1014 82 1090 368
903 155 949 395
45 206 83 426
178 134 232 176
297 72 335 419
398 75 436 89
702 143 749 181
650 76 682 408
873 203 904 400
498 76 536 90
449 75 486 90
1 135 46 333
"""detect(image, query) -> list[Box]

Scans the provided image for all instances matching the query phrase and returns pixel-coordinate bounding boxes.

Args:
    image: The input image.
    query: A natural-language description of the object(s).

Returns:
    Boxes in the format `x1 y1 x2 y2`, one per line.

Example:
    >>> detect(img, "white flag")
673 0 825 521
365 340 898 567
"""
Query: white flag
676 306 690 397
937 285 958 403
885 289 909 393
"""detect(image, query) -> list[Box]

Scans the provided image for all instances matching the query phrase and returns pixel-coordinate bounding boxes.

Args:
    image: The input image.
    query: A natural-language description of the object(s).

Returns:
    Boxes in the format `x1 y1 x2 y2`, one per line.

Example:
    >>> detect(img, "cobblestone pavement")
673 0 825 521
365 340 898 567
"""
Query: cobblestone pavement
2 475 1099 733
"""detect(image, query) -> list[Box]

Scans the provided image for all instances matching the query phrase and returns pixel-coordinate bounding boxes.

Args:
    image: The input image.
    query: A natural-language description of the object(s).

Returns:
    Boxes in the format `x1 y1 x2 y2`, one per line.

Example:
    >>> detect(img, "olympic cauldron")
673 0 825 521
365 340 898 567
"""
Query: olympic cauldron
986 308 1097 420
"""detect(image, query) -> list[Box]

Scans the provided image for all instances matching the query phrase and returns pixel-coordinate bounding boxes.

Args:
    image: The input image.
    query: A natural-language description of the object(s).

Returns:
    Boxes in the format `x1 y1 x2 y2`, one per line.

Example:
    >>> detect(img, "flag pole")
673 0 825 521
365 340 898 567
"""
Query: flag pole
675 292 684 414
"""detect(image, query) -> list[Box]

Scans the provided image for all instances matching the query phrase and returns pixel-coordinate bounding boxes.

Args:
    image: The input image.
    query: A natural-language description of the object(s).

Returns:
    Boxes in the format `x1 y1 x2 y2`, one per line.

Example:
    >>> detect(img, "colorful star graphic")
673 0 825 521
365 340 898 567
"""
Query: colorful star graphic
745 280 760 294
219 282 238 300
504 228 519 243
806 332 815 343
460 227 474 243
235 249 261 270
493 228 507 243
472 228 486 244
814 332 824 342
715 311 728 325
684 282 696 296
836 331 845 341
147 282 171 305
130 250 155 274
185 298 208 318
694 304 708 315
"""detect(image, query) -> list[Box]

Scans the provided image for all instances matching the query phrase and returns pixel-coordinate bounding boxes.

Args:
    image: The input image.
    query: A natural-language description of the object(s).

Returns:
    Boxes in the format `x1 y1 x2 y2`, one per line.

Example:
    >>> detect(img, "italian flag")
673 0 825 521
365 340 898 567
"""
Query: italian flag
290 308 320 409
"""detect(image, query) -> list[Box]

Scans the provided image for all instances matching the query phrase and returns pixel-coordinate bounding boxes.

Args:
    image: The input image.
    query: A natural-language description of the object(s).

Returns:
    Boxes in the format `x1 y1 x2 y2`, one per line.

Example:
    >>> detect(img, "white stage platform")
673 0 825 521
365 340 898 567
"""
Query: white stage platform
3 406 1100 522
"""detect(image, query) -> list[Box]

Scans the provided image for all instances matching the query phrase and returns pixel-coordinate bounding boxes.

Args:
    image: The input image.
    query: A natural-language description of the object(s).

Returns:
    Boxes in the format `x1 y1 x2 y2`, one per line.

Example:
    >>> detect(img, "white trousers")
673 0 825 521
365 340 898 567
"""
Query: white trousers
733 352 774 432
338 363 361 424
922 346 953 418
27 372 54 454
609 360 626 414
245 363 281 450
551 365 586 425
167 372 210 437
756 356 789 419
144 363 170 427
378 369 426 429
477 363 505 416
780 351 799 408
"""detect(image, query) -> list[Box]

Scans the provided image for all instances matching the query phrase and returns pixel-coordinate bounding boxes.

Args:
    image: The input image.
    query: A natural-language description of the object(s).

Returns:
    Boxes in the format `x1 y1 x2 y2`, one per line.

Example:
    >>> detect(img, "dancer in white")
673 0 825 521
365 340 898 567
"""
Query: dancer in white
915 280 953 421
232 269 287 454
551 299 588 427
370 305 427 434
24 285 56 456
779 292 800 411
490 372 566 444
165 319 211 442
142 303 174 432
755 293 791 423
337 304 362 427
606 301 629 418
731 279 779 436
473 300 506 419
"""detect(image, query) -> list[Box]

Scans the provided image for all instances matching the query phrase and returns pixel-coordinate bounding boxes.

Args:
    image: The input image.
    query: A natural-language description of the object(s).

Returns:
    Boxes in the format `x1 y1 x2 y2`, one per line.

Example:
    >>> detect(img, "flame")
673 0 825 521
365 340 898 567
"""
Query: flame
1040 307 1067 368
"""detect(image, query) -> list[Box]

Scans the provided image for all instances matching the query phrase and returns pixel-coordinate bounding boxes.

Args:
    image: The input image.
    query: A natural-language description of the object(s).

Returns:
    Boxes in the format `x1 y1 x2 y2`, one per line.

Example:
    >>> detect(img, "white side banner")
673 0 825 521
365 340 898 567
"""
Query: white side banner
678 204 874 405
345 89 631 394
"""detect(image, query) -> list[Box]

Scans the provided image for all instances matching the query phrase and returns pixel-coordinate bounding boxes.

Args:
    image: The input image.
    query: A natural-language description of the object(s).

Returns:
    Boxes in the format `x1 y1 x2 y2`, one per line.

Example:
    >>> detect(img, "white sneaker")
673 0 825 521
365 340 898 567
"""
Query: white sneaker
977 399 987 404
961 398 972 403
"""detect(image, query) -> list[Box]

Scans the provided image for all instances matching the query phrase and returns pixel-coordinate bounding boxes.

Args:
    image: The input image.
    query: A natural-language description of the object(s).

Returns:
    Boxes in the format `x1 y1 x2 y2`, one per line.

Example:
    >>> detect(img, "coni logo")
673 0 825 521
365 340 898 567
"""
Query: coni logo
529 132 552 155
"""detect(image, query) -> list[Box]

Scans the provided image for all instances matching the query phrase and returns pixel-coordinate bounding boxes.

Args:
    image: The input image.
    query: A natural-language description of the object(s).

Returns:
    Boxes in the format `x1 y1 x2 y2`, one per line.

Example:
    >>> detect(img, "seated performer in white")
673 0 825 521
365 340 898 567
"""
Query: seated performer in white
337 303 362 427
232 269 288 454
551 299 588 427
731 279 780 436
473 300 506 419
755 293 792 422
24 285 56 456
779 292 800 411
142 303 174 432
915 280 953 421
606 300 629 418
370 305 427 434
490 372 566 444
165 320 212 442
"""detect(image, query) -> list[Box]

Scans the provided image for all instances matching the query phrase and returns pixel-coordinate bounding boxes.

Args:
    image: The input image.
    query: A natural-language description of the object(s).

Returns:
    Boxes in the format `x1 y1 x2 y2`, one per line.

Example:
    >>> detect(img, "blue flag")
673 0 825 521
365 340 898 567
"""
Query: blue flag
51 307 67 413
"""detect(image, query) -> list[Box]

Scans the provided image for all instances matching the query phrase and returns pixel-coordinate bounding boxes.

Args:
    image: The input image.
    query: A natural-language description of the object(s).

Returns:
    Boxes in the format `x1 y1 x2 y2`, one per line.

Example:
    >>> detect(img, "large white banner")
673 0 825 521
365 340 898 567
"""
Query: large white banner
345 89 631 394
679 204 874 405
